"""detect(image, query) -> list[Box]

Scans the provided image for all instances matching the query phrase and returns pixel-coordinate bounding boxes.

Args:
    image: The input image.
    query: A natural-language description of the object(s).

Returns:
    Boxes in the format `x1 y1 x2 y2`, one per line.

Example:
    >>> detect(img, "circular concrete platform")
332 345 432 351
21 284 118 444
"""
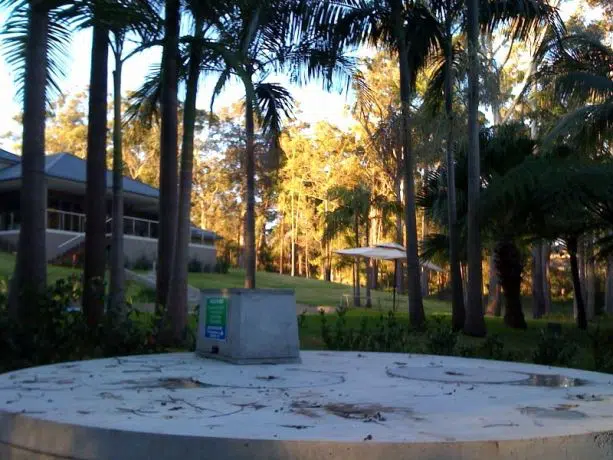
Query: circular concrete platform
2 352 613 459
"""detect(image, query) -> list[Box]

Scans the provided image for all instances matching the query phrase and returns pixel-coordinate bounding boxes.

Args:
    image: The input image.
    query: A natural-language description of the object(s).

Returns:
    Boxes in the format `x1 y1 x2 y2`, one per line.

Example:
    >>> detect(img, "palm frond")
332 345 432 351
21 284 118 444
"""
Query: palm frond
125 64 163 126
1 3 72 104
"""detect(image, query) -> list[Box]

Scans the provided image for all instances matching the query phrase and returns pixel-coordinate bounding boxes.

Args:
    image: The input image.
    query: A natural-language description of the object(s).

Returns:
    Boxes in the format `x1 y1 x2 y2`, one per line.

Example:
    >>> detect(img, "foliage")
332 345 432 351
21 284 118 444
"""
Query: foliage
425 315 458 355
532 328 578 366
128 255 154 271
0 274 200 373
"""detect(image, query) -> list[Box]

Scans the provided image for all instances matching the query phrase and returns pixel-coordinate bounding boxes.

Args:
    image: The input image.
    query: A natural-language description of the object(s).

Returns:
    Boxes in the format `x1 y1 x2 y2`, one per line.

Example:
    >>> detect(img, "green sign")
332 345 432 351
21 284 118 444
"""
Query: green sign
205 297 227 340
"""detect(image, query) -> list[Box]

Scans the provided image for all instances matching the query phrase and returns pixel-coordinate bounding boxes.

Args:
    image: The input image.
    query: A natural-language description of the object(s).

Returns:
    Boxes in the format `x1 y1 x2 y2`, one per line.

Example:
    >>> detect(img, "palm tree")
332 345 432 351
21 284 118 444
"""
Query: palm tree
330 0 444 327
538 34 613 151
156 0 180 309
108 1 161 321
82 2 110 329
1 0 71 319
165 0 213 343
424 0 562 330
210 0 356 289
324 185 371 306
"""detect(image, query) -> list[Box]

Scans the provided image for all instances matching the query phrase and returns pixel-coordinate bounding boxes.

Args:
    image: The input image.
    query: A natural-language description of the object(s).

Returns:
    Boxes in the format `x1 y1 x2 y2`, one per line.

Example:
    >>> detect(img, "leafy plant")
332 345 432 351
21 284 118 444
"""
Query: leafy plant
532 328 578 366
425 316 458 355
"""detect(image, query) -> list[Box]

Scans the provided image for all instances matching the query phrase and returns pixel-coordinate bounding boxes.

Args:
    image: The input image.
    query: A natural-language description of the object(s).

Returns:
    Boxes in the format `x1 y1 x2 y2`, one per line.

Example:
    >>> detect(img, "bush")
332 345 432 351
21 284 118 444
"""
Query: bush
188 258 204 273
425 316 458 355
0 276 179 374
589 325 613 373
532 328 578 366
215 258 230 274
129 255 154 271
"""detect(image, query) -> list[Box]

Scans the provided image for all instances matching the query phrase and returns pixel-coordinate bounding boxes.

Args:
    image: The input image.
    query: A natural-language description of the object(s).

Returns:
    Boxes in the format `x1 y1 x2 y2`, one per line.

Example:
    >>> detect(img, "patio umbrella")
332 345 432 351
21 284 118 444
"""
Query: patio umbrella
334 243 443 310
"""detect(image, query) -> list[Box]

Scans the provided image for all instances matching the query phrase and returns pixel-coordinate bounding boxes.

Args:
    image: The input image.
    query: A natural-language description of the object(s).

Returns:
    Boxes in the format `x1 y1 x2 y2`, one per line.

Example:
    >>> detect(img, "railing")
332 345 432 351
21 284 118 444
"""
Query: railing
1 208 213 245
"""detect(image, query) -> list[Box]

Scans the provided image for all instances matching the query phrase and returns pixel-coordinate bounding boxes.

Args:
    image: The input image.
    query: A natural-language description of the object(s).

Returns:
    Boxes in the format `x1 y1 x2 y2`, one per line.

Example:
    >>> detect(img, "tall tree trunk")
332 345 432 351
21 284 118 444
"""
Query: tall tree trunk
391 1 424 326
586 234 596 321
486 252 502 316
542 243 552 314
495 239 527 329
291 191 296 276
83 22 109 330
156 0 180 308
353 213 360 307
443 19 465 329
395 168 404 294
109 46 125 322
8 3 48 319
605 254 613 314
464 0 486 336
166 20 202 344
279 216 284 274
243 79 256 289
365 215 372 308
568 236 587 330
420 210 428 297
531 241 547 319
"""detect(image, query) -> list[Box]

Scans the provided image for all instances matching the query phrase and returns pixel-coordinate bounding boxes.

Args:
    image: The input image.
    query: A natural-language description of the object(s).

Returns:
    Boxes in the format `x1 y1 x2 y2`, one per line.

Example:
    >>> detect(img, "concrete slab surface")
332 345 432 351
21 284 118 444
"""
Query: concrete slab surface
2 352 613 459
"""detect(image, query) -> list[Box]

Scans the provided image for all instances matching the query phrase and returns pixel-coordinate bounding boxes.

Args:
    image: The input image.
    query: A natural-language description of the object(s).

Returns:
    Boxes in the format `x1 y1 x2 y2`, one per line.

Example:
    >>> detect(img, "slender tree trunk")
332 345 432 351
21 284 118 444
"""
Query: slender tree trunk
605 254 613 314
464 0 486 336
83 22 109 330
291 191 296 277
156 0 180 308
568 236 587 330
166 20 202 343
353 213 360 307
542 243 552 314
586 234 596 320
243 79 256 289
443 22 465 329
395 169 404 294
531 241 547 319
8 3 48 319
109 47 125 322
486 252 502 316
391 2 424 326
365 216 372 308
279 216 284 274
495 239 527 329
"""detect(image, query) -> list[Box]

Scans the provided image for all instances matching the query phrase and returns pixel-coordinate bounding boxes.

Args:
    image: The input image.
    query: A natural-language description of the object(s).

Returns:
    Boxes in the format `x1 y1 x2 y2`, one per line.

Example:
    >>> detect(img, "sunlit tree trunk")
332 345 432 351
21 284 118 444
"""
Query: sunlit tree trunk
486 252 502 316
391 0 424 327
83 21 109 329
8 1 48 319
156 0 180 308
109 41 125 322
243 78 257 288
166 17 203 343
605 254 613 314
464 0 486 336
443 13 465 329
568 236 587 329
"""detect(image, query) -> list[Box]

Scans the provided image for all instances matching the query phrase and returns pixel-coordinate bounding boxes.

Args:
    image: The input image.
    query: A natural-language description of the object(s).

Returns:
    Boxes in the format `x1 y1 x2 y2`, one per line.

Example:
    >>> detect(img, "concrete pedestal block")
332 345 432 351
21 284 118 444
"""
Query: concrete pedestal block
196 288 300 364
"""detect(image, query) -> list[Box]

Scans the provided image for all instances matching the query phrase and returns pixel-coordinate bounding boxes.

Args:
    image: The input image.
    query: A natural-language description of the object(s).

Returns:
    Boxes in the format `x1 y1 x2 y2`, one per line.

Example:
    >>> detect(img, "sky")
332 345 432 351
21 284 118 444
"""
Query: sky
0 0 600 152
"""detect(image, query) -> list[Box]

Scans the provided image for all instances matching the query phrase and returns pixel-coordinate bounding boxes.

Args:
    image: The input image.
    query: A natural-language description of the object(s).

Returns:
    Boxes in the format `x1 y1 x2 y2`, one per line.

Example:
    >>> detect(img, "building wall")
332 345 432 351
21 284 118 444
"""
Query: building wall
123 235 216 267
0 230 217 266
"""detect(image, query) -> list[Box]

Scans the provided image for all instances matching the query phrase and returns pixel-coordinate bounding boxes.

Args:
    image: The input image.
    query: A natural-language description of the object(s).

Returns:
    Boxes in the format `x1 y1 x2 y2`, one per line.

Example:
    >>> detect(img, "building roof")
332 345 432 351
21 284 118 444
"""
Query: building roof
0 149 20 164
0 152 159 199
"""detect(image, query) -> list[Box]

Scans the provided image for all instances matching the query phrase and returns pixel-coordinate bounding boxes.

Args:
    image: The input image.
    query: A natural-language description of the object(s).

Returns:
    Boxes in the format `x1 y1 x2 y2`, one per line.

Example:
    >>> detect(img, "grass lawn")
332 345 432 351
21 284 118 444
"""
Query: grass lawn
188 268 452 311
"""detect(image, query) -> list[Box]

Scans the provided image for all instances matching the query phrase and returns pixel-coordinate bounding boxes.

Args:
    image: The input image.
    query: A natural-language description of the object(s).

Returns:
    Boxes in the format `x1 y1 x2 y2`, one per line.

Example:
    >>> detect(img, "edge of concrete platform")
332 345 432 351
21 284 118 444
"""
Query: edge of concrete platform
2 411 613 460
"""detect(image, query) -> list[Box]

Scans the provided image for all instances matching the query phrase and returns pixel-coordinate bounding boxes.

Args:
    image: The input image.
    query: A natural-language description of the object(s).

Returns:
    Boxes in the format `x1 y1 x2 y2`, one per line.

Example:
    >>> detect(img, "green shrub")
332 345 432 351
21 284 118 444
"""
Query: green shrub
130 255 154 271
188 258 204 273
425 316 457 355
532 328 578 366
0 276 179 373
215 258 230 274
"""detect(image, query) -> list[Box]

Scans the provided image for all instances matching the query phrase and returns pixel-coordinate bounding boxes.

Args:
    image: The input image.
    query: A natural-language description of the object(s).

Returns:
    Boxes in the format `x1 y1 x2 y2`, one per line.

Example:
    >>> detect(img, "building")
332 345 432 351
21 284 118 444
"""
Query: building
0 149 219 267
